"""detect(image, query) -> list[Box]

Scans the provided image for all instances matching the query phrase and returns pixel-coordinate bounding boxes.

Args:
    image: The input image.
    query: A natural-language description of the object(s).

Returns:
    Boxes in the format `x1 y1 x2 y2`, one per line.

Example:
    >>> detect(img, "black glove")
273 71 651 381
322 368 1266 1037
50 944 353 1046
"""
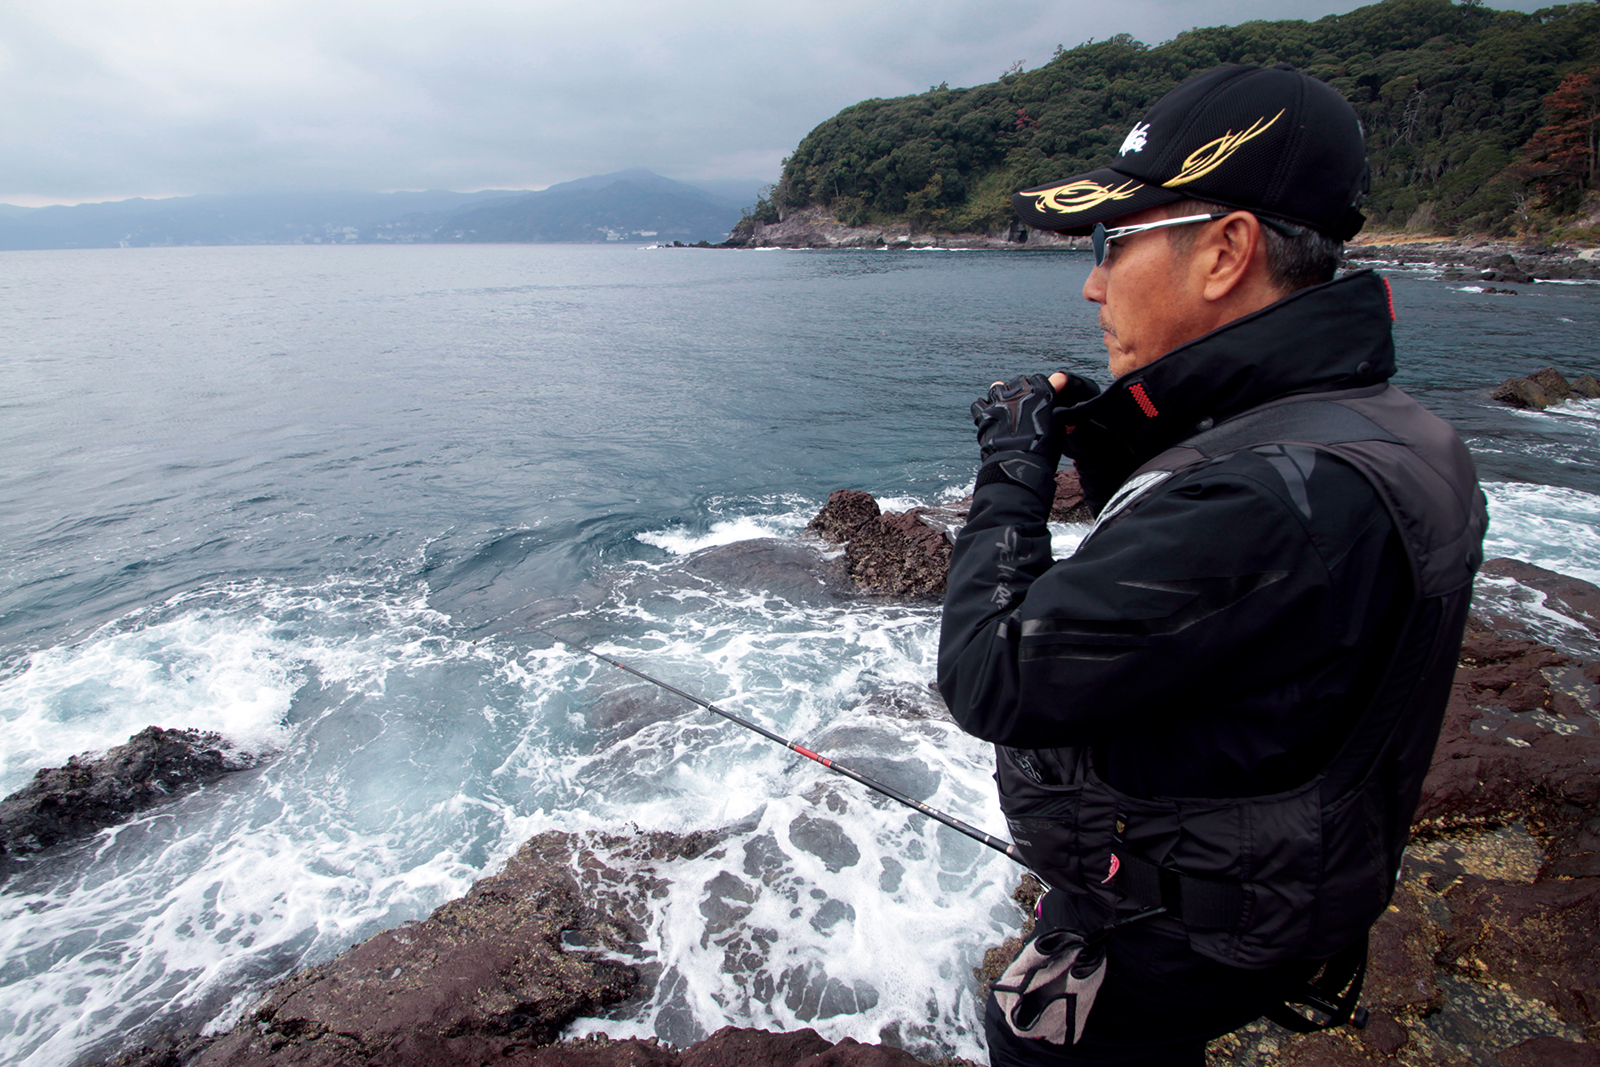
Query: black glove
971 374 1060 461
1049 372 1102 411
1048 374 1127 516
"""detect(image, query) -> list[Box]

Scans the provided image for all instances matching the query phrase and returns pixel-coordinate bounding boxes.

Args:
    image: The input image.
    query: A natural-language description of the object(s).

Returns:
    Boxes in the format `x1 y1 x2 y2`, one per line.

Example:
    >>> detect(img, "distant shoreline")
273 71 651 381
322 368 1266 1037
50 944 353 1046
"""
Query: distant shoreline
725 210 1600 280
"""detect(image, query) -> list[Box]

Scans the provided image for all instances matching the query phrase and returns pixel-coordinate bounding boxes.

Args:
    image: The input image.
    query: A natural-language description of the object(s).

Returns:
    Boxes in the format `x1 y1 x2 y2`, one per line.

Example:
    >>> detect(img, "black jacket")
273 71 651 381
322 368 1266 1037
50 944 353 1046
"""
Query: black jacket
938 272 1432 801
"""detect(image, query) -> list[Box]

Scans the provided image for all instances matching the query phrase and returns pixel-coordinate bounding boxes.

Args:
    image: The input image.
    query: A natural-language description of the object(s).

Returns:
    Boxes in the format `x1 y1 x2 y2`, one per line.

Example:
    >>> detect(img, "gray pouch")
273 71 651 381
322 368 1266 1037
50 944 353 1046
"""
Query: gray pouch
992 926 1108 1044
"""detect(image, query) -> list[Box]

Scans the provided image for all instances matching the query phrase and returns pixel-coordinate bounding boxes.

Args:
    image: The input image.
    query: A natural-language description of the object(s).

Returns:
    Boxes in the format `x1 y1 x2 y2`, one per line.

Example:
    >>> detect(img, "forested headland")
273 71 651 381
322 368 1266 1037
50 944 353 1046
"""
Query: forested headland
740 0 1600 241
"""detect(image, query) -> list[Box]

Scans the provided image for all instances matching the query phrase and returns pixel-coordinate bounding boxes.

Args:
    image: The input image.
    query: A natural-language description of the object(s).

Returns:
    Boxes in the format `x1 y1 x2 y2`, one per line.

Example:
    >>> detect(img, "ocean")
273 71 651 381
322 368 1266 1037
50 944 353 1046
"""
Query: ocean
1 243 1597 1066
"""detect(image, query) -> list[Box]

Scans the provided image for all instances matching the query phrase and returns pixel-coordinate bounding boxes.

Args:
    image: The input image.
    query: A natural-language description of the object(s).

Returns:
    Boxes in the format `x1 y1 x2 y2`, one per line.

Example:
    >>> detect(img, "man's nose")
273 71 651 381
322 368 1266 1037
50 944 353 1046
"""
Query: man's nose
1082 265 1106 304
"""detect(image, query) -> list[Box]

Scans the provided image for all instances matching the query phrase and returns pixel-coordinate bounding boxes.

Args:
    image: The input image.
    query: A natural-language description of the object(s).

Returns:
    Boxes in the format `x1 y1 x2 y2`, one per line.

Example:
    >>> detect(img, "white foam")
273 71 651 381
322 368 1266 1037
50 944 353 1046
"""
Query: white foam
0 611 297 795
636 513 811 556
1482 482 1600 585
523 594 1007 1062
0 578 534 1067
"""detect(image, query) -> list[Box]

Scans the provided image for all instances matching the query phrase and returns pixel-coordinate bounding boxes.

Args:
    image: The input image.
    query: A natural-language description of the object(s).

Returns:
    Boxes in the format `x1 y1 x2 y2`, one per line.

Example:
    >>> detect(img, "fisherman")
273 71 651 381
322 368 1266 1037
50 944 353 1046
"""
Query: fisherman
937 65 1486 1065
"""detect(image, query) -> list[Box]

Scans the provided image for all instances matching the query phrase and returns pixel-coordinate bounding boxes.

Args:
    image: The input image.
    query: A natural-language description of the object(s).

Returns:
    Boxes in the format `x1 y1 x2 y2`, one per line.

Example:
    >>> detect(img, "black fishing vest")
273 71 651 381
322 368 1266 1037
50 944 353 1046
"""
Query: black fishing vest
996 383 1487 969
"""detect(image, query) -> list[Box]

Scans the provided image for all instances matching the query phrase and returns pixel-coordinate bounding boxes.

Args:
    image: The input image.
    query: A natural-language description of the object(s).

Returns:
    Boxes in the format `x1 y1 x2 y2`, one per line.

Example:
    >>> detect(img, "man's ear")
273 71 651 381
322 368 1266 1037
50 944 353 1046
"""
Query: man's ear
1197 212 1271 304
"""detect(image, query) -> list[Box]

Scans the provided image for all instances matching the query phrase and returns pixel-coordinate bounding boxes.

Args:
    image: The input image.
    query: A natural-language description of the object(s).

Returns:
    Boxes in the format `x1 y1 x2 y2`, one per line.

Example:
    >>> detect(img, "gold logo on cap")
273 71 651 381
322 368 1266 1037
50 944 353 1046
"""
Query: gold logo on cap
1024 179 1140 216
1162 109 1285 188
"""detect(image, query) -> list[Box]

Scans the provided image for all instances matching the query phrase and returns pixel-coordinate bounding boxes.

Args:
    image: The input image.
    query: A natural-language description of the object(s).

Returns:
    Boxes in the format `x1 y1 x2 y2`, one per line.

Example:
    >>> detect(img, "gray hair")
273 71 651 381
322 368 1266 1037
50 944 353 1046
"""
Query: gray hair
1165 198 1344 293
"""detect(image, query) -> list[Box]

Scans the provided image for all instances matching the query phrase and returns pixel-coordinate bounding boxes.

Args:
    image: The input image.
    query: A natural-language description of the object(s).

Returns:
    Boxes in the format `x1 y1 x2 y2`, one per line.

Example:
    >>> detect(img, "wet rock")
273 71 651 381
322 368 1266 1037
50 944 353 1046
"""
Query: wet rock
807 491 951 598
0 726 255 857
677 1026 832 1066
808 474 1089 598
1050 468 1092 524
788 813 861 872
808 489 882 542
1476 557 1600 640
1496 1036 1600 1066
191 831 639 1067
1491 367 1596 410
674 538 853 604
1490 376 1551 410
1528 367 1575 403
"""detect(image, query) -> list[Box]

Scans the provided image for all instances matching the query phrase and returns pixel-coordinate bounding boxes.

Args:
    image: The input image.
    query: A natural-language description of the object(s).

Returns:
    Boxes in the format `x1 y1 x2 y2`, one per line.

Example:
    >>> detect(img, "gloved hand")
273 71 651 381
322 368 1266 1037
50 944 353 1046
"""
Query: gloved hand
1048 373 1127 515
992 890 1108 1045
1050 371 1102 411
972 374 1060 461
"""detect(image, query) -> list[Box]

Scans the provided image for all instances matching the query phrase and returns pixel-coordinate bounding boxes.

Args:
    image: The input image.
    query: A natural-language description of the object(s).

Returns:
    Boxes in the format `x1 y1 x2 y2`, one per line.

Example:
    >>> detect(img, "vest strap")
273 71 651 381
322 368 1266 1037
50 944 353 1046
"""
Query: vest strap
1116 854 1245 931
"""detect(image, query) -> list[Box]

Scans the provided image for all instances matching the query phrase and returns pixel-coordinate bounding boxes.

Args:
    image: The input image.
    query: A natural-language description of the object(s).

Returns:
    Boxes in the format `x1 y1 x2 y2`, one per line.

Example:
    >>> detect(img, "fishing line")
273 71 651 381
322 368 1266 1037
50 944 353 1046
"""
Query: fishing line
536 627 1023 864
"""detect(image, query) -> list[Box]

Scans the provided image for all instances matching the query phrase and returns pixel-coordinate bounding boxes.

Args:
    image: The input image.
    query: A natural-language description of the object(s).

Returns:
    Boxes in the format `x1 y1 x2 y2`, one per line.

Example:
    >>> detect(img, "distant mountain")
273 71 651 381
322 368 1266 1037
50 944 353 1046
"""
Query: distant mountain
433 169 744 244
0 190 523 250
0 171 750 249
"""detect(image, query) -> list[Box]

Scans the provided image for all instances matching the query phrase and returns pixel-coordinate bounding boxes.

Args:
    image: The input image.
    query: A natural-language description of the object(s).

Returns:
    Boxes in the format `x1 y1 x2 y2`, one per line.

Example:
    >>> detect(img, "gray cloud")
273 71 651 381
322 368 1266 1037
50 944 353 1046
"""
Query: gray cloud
0 0 1552 204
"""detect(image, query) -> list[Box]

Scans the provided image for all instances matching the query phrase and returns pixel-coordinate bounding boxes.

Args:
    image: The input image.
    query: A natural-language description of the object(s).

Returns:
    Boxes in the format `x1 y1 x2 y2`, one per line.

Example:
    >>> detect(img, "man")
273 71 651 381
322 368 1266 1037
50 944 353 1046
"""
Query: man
937 65 1486 1065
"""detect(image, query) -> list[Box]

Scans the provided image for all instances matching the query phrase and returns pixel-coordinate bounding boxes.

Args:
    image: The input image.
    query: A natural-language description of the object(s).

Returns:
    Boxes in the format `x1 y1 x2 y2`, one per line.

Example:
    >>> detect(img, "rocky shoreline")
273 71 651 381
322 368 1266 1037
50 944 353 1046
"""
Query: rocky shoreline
722 211 1600 281
13 483 1600 1067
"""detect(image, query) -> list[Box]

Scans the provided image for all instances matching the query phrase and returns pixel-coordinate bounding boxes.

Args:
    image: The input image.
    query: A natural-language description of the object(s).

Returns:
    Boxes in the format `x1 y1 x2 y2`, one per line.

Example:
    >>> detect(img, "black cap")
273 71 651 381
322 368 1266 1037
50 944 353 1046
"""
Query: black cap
1011 64 1370 240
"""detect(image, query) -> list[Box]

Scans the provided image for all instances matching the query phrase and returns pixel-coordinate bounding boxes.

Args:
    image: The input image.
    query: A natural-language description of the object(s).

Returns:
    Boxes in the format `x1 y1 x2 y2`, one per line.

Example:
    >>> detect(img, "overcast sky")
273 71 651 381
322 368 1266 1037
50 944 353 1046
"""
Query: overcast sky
0 0 1554 206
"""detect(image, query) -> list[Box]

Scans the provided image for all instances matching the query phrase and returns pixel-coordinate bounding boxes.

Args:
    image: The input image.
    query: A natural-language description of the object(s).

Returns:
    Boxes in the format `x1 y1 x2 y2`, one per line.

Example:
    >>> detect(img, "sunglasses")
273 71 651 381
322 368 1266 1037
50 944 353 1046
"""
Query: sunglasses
1090 213 1228 266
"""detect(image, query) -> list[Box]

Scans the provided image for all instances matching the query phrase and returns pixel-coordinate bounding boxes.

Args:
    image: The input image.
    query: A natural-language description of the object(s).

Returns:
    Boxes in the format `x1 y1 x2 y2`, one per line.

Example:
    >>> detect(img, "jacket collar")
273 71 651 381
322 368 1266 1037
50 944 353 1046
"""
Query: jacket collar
1060 270 1397 477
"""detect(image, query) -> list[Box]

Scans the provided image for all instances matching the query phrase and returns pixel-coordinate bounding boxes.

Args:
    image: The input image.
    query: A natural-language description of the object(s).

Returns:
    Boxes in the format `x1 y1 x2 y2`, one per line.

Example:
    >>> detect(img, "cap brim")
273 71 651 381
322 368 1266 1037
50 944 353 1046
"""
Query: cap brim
1011 167 1185 235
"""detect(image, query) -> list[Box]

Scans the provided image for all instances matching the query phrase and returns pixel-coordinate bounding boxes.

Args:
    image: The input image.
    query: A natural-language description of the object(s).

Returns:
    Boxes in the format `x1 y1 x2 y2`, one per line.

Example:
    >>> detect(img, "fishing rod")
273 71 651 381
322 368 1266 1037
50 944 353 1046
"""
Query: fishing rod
536 628 1023 864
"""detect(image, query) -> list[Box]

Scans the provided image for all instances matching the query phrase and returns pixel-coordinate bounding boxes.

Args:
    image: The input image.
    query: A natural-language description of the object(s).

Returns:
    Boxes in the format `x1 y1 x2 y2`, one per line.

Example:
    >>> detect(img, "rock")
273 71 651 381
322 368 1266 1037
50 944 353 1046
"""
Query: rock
0 726 255 857
1051 468 1092 524
808 490 882 543
190 831 643 1067
676 1025 832 1067
1528 367 1575 403
807 475 1089 599
808 491 950 598
1496 1036 1600 1066
1490 377 1551 410
844 508 952 597
1490 367 1598 410
676 538 852 605
1478 558 1600 639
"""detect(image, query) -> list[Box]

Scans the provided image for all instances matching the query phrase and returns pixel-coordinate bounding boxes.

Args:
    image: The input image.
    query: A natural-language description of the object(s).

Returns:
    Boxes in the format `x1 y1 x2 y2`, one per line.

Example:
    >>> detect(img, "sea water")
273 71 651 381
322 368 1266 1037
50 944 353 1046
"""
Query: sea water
0 244 1596 1066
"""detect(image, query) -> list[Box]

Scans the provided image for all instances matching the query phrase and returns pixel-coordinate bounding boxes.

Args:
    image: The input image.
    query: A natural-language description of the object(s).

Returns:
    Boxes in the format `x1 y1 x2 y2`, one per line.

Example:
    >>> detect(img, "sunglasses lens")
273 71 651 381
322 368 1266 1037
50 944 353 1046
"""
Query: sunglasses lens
1092 223 1108 266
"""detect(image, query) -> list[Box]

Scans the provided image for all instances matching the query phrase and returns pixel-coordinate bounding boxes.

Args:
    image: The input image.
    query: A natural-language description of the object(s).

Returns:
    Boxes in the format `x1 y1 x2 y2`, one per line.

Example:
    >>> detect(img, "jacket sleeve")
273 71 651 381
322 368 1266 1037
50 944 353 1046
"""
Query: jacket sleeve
937 451 1390 752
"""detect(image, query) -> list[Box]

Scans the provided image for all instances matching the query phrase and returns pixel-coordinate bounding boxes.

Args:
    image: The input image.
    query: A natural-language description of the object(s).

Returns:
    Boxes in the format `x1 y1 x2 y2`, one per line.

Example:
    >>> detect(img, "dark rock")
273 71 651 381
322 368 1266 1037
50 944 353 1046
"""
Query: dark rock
1443 876 1600 1038
793 1037 929 1066
808 490 882 543
1357 1011 1409 1056
808 475 1088 599
0 726 255 857
1529 367 1575 402
676 538 852 604
1414 633 1600 829
190 831 640 1067
844 508 951 598
1363 878 1442 1016
788 813 860 873
1490 377 1551 410
1496 1036 1600 1066
1479 558 1600 638
1489 368 1598 411
677 1026 832 1067
1050 469 1092 524
509 1035 680 1065
808 493 951 598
